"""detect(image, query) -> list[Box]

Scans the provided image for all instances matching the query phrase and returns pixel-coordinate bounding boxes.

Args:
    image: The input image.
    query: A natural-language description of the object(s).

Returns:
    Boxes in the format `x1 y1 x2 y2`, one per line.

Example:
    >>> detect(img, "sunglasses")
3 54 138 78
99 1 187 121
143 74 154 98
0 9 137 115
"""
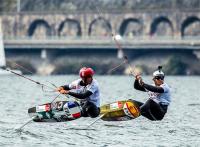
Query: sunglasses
153 76 164 80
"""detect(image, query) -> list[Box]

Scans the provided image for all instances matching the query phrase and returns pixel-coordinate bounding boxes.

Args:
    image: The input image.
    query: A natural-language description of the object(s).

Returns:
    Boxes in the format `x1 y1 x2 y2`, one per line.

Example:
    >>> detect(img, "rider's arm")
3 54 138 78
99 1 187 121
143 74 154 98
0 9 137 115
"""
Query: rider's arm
134 79 146 92
61 85 71 90
68 90 93 99
143 83 164 93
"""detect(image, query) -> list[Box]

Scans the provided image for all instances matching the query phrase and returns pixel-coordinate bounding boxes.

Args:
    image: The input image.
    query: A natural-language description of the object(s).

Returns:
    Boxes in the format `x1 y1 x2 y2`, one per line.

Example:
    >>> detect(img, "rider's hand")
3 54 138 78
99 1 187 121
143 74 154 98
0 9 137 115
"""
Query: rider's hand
139 78 144 86
60 89 69 94
56 87 64 92
135 75 144 86
135 74 141 80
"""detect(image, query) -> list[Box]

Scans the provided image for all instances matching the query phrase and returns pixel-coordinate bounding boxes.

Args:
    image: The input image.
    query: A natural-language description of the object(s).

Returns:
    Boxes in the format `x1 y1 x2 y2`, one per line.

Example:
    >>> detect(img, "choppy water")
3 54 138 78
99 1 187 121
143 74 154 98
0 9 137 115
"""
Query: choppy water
0 75 200 147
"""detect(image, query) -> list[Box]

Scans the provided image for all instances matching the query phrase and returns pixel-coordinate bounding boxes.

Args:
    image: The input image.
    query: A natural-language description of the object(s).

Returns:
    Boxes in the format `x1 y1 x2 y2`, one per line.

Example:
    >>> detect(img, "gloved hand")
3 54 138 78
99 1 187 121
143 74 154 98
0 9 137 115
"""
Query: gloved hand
56 87 64 92
56 87 69 94
138 78 144 86
135 74 141 80
59 89 69 94
135 75 144 86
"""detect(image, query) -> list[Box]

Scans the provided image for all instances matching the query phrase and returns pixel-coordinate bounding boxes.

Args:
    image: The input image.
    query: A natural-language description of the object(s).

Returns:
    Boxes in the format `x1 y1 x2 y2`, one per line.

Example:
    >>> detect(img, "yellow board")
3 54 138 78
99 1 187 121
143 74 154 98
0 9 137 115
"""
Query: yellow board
100 100 141 121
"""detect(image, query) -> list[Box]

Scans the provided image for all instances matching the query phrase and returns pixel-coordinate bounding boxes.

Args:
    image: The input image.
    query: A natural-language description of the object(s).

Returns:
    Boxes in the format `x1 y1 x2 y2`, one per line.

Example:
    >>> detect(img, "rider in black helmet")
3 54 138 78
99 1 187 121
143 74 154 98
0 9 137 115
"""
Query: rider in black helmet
132 66 171 121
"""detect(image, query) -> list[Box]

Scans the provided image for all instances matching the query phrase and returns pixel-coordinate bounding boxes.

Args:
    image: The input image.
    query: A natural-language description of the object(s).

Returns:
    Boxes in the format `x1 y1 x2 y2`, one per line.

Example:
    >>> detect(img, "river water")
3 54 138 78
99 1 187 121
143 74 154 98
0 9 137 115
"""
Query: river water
0 75 199 147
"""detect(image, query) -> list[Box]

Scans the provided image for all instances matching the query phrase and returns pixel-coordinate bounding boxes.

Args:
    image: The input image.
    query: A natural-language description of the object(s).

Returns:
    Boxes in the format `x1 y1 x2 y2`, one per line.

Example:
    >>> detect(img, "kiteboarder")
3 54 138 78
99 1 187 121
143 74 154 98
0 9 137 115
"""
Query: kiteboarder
132 66 171 121
57 67 100 118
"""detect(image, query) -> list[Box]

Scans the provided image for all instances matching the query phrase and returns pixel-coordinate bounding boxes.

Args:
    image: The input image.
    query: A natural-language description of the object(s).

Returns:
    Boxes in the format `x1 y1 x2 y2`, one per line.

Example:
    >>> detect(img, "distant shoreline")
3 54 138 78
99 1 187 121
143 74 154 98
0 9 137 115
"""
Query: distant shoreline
6 50 200 75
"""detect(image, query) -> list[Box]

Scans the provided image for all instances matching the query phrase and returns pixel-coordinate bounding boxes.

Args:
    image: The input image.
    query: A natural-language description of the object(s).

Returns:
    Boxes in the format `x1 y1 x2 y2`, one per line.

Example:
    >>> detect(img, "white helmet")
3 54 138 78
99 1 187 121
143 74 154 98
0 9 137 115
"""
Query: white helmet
153 66 165 80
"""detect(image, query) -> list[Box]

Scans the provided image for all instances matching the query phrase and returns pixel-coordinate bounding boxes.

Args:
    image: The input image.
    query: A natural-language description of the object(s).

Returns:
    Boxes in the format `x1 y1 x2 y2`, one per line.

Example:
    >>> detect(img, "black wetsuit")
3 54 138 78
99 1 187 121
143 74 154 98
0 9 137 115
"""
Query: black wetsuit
62 82 100 118
132 79 168 121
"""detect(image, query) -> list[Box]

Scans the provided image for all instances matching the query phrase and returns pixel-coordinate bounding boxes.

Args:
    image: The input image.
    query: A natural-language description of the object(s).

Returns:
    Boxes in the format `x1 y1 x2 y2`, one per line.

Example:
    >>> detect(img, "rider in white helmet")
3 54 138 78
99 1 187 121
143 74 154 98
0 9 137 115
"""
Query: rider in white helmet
132 66 171 121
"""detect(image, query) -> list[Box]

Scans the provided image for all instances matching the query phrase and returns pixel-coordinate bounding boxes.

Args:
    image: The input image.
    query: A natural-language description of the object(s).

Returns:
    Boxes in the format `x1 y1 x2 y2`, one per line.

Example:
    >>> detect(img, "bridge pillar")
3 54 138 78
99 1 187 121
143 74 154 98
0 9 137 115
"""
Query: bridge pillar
38 49 55 75
117 49 124 59
193 51 200 60
41 49 47 59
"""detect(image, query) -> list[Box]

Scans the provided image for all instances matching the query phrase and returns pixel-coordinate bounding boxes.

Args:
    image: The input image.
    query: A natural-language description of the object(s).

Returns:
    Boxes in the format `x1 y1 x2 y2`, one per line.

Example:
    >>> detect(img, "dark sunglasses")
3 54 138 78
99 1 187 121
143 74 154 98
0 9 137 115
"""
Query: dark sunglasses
153 76 164 80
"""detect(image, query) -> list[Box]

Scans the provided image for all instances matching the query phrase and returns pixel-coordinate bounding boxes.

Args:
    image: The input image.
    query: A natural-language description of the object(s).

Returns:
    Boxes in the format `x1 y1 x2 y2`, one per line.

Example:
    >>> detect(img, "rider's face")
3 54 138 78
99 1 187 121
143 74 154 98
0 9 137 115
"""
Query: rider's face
153 77 163 86
82 76 93 84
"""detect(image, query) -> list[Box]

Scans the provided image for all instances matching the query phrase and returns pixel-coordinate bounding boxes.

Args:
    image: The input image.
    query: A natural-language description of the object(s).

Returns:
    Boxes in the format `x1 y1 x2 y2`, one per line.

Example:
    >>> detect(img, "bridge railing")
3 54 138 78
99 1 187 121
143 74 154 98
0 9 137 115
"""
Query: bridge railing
3 36 200 49
4 35 200 42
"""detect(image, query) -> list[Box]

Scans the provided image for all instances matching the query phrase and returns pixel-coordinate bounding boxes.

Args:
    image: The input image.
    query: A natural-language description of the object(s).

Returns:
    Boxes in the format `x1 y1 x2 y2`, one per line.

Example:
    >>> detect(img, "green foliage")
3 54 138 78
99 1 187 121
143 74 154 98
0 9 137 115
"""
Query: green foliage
52 57 125 75
165 56 187 75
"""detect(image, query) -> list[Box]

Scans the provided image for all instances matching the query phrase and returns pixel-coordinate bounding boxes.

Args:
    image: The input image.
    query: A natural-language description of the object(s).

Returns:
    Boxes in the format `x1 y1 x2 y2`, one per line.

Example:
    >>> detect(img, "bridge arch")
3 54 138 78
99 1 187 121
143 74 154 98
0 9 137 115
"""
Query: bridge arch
181 16 200 37
150 16 174 37
119 18 143 37
88 17 112 36
28 19 52 38
58 18 81 37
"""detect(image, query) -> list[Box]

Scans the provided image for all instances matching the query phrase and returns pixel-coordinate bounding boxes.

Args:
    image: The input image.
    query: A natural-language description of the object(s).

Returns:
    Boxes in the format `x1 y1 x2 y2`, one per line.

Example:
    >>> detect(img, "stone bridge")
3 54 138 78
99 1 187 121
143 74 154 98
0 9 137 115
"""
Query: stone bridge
0 10 200 39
